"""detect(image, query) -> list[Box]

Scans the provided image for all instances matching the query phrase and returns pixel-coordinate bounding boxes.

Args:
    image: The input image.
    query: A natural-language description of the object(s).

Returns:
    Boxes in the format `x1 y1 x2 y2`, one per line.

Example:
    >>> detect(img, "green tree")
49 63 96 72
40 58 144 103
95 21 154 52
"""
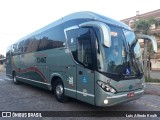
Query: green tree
134 18 157 78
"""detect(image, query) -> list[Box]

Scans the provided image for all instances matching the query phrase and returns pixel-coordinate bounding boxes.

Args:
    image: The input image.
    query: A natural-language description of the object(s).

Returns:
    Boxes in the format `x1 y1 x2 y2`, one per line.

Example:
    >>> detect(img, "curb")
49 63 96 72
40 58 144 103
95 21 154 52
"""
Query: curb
145 82 160 85
145 83 160 96
144 90 160 96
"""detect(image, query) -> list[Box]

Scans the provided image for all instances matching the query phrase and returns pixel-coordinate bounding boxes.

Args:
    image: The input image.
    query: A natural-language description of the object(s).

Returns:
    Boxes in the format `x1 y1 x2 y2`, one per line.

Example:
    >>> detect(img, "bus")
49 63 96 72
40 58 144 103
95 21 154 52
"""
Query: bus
6 11 157 106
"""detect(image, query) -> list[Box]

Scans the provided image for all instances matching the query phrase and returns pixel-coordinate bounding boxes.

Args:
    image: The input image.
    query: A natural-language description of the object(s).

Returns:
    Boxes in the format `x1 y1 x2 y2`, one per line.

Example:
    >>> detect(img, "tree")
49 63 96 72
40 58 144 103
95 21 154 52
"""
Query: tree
134 18 157 78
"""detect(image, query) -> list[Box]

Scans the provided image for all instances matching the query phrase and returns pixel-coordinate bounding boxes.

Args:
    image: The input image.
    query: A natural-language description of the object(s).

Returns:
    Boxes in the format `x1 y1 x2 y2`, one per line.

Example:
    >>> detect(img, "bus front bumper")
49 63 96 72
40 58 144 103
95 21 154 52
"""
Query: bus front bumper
95 89 144 107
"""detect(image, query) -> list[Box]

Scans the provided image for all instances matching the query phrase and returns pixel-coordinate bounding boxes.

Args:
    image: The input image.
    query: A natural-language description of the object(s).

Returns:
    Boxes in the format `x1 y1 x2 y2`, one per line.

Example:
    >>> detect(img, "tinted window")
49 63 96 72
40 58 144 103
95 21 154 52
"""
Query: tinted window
12 44 18 55
36 24 65 52
66 27 93 69
77 28 93 69
66 28 78 60
25 37 39 53
19 24 66 54
67 29 78 46
123 29 143 73
101 25 127 74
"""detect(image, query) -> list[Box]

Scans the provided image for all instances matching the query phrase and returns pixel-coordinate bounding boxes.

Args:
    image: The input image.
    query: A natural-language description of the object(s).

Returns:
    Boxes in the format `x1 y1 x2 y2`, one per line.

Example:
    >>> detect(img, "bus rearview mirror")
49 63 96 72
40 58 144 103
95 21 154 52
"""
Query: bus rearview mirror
79 21 111 47
136 34 157 53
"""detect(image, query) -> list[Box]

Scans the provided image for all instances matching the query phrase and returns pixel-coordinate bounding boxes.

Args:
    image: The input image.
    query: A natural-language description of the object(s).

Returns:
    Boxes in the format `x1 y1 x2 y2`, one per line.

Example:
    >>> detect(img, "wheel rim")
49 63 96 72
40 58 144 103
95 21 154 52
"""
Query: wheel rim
56 84 63 98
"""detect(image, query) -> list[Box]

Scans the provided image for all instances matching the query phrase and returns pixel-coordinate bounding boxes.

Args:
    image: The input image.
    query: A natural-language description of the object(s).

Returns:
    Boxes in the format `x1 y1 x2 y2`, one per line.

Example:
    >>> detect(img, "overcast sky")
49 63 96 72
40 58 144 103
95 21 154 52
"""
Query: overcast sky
0 0 159 56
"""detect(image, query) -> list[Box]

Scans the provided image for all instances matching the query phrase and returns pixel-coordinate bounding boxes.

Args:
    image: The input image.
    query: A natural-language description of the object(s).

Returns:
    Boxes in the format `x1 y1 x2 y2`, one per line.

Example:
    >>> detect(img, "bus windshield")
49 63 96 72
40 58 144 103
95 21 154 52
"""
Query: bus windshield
99 25 143 81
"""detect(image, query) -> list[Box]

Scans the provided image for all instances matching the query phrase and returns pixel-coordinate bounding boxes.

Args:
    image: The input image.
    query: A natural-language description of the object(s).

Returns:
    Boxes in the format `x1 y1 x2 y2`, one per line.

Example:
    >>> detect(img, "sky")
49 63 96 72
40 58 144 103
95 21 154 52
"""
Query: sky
0 0 159 56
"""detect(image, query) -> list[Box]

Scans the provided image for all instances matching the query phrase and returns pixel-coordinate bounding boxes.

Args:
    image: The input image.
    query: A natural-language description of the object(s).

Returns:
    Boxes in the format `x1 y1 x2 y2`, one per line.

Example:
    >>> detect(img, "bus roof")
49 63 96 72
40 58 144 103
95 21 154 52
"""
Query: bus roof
17 11 131 43
63 11 131 29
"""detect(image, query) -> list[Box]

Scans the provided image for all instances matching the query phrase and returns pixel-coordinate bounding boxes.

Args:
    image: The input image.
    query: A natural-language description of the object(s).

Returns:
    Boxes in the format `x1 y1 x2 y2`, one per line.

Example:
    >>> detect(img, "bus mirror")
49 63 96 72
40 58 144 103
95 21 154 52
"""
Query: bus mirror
79 21 111 47
136 34 157 53
102 24 111 47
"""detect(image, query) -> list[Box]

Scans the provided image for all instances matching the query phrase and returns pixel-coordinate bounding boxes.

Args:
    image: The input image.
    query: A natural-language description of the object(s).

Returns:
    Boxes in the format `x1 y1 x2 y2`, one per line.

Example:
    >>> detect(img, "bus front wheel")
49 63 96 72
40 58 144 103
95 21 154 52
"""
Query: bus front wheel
54 79 68 102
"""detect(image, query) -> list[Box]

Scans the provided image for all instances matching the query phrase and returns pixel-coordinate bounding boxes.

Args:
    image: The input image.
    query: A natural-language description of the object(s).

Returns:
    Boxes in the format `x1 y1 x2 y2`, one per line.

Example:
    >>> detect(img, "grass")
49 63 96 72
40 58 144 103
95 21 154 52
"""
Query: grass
145 77 160 83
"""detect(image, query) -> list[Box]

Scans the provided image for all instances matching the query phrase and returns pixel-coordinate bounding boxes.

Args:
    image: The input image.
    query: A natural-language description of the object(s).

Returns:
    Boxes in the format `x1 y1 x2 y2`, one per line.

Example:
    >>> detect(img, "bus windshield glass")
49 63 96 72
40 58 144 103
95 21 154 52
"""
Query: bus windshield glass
99 25 143 80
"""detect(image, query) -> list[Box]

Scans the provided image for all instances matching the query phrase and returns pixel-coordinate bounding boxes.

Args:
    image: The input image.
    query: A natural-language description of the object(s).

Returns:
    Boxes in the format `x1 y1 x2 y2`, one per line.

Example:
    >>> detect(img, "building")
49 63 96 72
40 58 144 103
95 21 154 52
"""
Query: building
0 58 6 72
121 9 160 70
0 58 5 65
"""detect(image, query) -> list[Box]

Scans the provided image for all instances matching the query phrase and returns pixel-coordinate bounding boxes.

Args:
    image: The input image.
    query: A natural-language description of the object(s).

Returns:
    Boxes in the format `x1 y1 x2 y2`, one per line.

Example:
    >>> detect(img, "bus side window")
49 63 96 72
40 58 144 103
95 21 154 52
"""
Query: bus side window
66 28 78 61
77 28 93 69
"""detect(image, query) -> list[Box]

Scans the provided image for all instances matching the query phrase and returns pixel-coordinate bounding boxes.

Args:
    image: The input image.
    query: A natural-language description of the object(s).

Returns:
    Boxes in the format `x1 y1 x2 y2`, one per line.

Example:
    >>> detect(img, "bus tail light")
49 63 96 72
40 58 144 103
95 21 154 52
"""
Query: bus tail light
97 80 117 94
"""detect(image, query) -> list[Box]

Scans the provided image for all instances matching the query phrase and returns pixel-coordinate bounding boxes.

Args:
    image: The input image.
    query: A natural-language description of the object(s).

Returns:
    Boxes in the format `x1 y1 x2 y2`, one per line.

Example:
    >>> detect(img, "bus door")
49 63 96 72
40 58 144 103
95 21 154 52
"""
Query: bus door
65 27 78 98
76 28 95 105
65 27 95 104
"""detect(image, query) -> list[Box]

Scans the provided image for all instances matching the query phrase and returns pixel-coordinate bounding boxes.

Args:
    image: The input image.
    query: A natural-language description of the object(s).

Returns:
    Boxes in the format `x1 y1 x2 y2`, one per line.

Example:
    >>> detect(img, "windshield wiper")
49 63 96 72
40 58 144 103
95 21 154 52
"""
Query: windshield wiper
103 72 123 78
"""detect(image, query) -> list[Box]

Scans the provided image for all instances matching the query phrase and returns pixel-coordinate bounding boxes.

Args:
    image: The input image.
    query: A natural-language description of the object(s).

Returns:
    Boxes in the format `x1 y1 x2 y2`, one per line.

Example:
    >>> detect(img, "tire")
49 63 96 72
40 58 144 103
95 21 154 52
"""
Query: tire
54 79 68 102
13 72 19 84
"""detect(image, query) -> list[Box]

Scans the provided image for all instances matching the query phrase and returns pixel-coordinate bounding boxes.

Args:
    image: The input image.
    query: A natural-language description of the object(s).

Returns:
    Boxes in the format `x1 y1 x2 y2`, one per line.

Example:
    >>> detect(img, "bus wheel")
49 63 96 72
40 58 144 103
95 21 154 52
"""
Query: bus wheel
13 72 19 84
54 79 68 102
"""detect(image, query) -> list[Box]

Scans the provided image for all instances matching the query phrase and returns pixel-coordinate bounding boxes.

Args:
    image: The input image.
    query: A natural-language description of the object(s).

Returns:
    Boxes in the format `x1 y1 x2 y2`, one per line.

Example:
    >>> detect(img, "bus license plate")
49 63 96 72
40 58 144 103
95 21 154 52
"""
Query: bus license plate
127 92 135 98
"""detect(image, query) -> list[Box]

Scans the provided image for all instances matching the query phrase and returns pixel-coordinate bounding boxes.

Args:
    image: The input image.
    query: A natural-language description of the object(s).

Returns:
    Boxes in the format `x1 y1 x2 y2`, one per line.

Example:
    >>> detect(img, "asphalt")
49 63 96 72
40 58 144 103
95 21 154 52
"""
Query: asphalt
145 83 160 96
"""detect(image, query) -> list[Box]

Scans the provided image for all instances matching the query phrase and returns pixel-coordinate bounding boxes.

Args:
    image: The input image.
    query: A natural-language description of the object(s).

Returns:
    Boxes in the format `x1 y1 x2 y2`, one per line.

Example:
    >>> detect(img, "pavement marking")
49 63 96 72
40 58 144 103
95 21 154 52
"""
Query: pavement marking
146 82 160 85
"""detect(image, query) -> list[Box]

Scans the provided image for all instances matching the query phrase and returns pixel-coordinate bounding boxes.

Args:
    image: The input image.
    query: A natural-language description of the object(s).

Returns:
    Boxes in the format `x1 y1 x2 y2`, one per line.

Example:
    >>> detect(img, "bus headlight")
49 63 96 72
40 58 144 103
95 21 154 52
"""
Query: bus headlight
104 99 109 104
97 80 117 94
110 88 116 93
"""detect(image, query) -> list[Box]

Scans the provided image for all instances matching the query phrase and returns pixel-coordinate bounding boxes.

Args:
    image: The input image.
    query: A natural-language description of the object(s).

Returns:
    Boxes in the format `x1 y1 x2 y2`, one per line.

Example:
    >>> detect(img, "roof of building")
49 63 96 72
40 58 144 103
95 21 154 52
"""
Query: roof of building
121 9 160 22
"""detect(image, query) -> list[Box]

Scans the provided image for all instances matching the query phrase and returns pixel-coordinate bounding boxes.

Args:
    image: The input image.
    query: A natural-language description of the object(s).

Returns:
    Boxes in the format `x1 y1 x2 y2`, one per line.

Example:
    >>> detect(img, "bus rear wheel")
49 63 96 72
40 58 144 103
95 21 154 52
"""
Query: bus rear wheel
54 79 68 102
